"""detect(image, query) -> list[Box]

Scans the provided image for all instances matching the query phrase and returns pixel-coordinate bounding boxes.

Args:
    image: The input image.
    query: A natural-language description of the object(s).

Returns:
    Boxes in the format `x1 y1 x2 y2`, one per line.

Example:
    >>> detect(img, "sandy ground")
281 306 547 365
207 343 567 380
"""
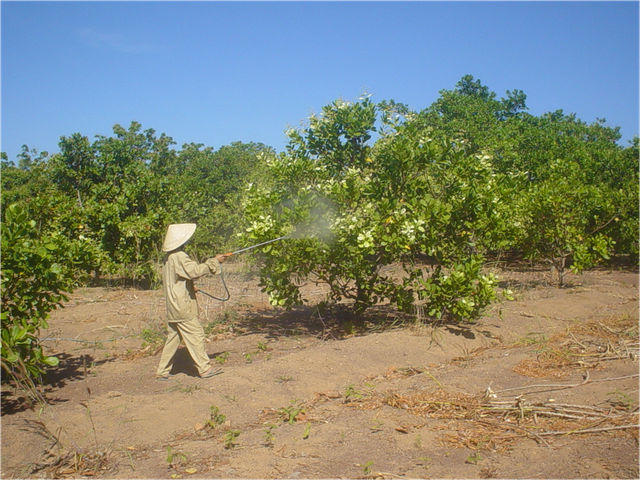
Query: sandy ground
1 262 639 479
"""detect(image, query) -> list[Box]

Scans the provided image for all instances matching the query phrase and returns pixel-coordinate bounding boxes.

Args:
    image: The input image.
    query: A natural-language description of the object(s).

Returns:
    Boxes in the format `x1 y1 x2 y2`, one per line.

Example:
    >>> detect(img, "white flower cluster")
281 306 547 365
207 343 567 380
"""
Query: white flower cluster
400 218 426 243
332 214 361 234
245 214 275 236
357 229 375 249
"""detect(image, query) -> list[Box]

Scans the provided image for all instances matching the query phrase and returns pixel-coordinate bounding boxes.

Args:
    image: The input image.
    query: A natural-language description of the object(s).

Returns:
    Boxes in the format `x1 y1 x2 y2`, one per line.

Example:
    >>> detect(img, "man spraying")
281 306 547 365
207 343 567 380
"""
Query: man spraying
156 223 231 380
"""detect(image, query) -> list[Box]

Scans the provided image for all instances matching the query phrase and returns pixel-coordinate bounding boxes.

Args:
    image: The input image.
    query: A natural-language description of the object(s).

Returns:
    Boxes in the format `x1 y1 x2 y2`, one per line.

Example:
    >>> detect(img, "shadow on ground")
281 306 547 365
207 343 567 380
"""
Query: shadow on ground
43 353 119 390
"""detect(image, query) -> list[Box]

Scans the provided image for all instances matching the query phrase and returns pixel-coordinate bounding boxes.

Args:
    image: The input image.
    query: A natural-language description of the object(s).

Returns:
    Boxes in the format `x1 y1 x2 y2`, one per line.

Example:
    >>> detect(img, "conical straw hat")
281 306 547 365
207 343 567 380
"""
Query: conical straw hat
162 223 197 252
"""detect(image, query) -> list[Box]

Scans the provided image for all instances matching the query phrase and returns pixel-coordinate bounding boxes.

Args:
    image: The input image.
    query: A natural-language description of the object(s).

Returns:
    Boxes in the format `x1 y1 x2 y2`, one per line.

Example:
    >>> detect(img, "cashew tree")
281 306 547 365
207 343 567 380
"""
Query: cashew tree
1 204 98 387
242 97 512 321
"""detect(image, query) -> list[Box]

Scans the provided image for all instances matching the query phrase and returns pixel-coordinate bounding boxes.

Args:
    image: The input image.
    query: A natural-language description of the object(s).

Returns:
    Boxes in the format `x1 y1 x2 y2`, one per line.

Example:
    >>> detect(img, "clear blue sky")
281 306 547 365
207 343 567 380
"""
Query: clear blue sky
2 1 638 162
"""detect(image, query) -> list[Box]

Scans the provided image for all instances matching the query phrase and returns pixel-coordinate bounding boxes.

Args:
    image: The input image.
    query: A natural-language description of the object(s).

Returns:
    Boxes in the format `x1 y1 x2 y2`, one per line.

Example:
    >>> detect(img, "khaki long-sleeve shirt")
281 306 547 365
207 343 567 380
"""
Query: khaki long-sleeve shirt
163 250 220 322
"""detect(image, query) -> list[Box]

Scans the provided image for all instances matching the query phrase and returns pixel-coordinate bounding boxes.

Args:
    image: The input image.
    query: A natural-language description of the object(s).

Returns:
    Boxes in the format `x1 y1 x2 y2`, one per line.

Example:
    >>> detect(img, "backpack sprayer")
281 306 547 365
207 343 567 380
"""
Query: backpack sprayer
196 236 287 301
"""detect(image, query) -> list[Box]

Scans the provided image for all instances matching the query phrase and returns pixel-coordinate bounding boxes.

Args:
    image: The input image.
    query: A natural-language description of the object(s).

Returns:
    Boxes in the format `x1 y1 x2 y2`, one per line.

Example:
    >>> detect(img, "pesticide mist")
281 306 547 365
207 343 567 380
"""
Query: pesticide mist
284 197 338 246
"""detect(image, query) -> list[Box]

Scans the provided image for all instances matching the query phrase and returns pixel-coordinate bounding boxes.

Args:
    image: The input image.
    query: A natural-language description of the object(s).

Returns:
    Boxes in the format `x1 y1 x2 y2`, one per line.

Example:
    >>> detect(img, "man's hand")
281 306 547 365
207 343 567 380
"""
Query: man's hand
215 253 233 263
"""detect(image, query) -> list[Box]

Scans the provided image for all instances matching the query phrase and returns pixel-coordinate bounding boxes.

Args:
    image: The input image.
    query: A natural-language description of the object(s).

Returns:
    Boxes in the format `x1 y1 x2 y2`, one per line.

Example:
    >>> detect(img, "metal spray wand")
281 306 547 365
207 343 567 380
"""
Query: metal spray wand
197 236 288 302
226 236 288 256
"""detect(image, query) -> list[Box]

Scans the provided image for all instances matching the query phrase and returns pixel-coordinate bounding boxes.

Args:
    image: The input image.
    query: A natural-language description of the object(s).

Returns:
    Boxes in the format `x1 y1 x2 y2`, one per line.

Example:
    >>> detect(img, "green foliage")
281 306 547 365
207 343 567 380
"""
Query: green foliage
419 76 631 184
1 77 636 338
206 405 227 429
176 141 274 255
214 351 230 365
361 461 375 476
165 446 187 466
418 75 637 279
466 453 483 465
2 123 273 286
1 204 98 384
302 421 311 439
263 423 278 446
1 146 54 209
419 74 528 156
344 384 365 401
140 326 166 348
42 123 179 284
223 429 241 449
243 96 515 321
610 137 640 258
278 400 305 425
402 256 506 322
517 159 617 286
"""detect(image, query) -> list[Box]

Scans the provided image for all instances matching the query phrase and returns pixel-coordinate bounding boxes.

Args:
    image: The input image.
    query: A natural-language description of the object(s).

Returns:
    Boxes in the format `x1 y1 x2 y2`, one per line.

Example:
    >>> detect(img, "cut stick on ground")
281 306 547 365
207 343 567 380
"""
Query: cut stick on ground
537 424 639 436
494 373 639 395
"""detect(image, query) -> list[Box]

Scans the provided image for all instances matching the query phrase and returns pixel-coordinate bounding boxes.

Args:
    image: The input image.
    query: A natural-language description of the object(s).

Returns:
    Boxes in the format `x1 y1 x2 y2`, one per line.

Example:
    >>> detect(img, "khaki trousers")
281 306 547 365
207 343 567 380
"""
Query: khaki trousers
156 317 211 377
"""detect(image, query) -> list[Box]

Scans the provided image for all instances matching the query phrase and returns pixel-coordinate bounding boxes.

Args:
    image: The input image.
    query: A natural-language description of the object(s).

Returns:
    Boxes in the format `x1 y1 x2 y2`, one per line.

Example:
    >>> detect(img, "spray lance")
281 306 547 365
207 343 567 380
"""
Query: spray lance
225 236 288 256
195 236 288 301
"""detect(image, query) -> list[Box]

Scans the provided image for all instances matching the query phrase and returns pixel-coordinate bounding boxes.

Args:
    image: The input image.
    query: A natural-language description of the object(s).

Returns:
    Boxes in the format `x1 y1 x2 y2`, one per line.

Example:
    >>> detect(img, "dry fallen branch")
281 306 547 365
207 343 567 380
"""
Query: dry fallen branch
476 419 552 448
514 313 639 377
537 423 639 436
349 472 421 480
350 373 638 453
481 397 617 417
494 373 639 395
